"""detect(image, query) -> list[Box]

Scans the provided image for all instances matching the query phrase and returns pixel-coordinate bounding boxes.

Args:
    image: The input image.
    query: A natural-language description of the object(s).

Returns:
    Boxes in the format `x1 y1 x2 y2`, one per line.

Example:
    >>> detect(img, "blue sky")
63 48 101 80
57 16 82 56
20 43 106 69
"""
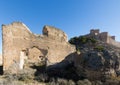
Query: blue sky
0 0 120 53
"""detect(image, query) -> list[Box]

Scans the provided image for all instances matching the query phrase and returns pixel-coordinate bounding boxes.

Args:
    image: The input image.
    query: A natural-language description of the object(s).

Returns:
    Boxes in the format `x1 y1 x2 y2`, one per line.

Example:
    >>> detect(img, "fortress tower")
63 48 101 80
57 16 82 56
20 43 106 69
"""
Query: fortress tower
89 29 120 48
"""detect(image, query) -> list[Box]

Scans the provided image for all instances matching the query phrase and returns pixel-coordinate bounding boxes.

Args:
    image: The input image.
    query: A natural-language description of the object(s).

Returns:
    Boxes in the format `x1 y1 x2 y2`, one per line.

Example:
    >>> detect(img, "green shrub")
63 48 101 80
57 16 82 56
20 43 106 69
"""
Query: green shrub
35 73 48 82
89 38 97 44
94 46 104 51
47 79 75 85
69 36 97 45
18 73 34 83
79 36 97 44
69 37 79 45
69 36 97 52
77 79 92 85
80 36 87 44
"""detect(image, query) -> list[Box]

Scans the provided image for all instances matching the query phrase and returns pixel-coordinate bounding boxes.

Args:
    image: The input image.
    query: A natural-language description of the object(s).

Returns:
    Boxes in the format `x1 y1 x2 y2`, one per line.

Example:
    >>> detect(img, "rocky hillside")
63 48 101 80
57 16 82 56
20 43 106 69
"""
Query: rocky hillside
68 35 120 81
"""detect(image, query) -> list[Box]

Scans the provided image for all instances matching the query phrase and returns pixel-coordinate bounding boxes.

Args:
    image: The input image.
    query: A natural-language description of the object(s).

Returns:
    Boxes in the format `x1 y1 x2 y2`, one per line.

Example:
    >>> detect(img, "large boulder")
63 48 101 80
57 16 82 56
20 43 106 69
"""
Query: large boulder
72 50 120 81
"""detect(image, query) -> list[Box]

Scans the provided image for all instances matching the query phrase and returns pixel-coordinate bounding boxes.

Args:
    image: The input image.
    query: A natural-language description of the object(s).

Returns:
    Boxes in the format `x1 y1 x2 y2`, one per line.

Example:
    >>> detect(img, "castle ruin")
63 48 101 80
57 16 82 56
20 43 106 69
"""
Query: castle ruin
2 22 75 73
1 22 120 74
89 29 120 47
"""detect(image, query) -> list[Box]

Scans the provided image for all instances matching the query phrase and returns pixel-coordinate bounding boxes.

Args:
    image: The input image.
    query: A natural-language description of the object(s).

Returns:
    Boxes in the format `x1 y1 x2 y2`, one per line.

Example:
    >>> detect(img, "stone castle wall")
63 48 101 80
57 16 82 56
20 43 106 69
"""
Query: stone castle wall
2 22 75 73
89 29 120 47
99 32 109 43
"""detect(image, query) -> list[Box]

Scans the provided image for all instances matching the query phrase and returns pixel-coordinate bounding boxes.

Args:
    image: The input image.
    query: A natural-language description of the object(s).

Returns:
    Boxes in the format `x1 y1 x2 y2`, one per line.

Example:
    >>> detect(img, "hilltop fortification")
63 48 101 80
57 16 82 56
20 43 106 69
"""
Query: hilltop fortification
87 29 120 47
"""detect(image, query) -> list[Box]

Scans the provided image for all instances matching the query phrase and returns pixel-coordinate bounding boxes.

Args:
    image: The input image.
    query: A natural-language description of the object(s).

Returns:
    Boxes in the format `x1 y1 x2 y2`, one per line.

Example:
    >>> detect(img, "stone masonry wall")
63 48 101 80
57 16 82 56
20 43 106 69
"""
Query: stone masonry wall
89 29 120 48
2 22 75 73
108 37 120 48
0 54 2 65
99 32 109 43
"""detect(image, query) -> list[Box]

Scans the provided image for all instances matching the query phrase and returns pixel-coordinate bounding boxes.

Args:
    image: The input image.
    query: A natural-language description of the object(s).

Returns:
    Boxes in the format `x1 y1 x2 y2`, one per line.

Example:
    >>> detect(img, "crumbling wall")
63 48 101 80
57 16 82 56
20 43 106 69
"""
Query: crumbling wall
111 36 115 40
97 31 120 47
2 22 34 73
89 29 120 48
43 25 67 42
90 29 100 35
99 32 109 43
2 22 75 73
109 37 120 48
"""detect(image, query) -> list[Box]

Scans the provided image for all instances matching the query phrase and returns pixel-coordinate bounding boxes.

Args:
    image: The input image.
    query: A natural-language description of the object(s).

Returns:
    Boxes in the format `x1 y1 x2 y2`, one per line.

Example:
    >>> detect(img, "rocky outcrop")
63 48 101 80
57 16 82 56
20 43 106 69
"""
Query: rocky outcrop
2 22 75 74
73 50 120 80
69 36 120 81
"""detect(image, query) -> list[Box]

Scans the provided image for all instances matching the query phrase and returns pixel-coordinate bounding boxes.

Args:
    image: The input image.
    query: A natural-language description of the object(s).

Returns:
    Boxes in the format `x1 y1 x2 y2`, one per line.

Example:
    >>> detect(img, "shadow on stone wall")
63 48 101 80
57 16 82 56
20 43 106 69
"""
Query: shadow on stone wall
30 50 118 83
30 52 82 83
0 66 3 75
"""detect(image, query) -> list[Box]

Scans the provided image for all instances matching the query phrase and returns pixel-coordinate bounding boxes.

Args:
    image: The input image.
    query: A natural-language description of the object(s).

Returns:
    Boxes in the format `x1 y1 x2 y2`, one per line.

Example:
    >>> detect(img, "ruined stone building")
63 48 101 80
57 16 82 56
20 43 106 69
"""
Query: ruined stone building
1 22 120 74
88 29 120 47
2 22 75 73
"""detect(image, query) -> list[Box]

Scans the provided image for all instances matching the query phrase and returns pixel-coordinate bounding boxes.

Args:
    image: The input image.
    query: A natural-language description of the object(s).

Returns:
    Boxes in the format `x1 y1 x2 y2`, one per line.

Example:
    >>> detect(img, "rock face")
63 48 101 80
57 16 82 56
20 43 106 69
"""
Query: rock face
69 35 120 81
2 22 75 73
73 50 120 80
